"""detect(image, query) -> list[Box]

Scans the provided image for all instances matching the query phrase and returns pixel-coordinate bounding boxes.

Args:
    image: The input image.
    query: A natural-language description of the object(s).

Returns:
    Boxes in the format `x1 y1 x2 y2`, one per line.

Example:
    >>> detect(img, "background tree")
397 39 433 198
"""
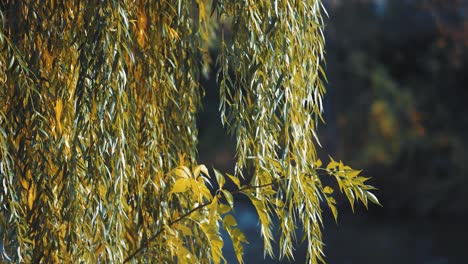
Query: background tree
0 0 379 263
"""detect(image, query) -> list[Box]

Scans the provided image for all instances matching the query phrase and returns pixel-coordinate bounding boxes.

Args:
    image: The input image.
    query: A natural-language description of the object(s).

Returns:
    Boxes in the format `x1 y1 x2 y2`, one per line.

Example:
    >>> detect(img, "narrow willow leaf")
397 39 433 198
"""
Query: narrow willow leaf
194 164 209 178
345 187 356 212
27 184 36 210
214 168 225 188
222 189 234 207
174 166 192 179
366 191 382 206
174 223 193 237
244 192 273 256
226 173 241 189
348 169 361 179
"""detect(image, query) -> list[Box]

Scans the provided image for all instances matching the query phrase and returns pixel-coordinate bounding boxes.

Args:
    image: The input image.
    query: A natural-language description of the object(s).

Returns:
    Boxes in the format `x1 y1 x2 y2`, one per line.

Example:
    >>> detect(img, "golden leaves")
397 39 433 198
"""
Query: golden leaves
54 99 63 134
136 10 148 48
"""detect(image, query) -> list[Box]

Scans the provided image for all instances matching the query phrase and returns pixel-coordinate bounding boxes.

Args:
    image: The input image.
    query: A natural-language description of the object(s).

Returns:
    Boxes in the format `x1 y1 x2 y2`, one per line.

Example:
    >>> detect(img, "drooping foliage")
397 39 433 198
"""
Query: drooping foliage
0 1 379 263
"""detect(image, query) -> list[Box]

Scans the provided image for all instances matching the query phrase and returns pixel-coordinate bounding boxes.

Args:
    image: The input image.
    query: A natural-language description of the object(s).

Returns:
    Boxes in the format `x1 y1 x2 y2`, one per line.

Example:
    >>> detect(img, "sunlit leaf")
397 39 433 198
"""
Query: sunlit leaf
170 179 191 194
366 191 382 206
194 164 209 178
226 173 241 189
214 168 225 188
323 186 334 194
223 214 247 264
199 221 225 264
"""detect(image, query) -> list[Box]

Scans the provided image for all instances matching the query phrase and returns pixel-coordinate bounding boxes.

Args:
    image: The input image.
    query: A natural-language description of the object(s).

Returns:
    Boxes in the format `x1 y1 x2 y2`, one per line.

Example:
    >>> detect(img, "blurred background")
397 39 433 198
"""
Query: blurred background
198 0 468 263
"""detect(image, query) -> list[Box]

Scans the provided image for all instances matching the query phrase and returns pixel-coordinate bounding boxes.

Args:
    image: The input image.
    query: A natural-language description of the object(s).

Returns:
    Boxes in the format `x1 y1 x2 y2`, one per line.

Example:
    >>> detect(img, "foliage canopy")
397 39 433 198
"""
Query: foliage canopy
0 0 379 263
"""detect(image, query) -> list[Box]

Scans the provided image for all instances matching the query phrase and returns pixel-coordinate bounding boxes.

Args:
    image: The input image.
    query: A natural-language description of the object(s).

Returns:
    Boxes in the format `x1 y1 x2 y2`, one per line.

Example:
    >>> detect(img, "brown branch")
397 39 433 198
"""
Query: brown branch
123 201 212 263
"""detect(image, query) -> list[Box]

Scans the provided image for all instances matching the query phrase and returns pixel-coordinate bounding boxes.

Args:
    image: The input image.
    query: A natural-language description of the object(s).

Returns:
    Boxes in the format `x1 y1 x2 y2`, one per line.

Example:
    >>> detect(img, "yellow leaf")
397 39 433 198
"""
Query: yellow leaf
222 214 237 228
314 159 322 168
178 152 185 166
323 186 333 194
28 183 36 210
193 164 209 178
99 185 107 197
344 188 355 212
326 159 338 170
230 227 248 258
174 223 193 237
326 197 338 223
19 176 29 190
213 169 225 188
174 166 192 178
198 179 213 200
170 179 191 194
226 173 240 189
223 215 247 264
246 193 272 253
199 221 224 264
208 197 219 223
348 169 361 179
222 189 233 207
26 169 32 180
55 99 63 133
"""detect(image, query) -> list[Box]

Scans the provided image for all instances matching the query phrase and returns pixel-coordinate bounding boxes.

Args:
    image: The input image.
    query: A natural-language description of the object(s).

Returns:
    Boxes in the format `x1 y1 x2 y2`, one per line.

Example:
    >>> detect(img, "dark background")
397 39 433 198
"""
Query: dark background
198 0 468 263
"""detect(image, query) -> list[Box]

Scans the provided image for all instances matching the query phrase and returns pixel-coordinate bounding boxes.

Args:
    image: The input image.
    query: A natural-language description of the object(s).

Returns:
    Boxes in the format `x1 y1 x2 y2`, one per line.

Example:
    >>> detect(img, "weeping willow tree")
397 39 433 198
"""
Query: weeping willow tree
0 0 380 263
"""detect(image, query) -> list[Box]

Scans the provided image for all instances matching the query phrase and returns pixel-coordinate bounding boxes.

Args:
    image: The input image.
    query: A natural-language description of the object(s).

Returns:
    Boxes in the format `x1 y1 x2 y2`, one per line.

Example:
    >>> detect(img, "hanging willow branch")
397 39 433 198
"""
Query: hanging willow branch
0 1 380 263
